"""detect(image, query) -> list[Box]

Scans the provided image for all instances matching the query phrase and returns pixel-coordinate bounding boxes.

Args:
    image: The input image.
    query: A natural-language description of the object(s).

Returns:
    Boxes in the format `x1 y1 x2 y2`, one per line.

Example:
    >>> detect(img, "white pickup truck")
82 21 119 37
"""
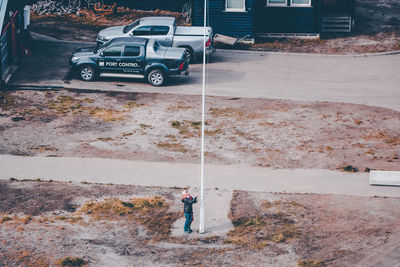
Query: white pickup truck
97 17 215 62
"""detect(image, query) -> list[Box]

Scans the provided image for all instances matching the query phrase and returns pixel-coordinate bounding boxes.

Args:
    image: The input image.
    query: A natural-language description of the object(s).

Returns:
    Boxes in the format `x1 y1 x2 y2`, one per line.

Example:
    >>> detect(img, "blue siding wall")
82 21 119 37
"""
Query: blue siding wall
255 0 321 33
192 0 255 38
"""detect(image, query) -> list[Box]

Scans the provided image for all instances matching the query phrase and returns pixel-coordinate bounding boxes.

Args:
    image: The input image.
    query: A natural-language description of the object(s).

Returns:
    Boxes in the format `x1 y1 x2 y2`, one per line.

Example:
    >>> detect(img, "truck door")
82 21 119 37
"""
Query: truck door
98 45 123 73
121 45 145 74
150 26 173 47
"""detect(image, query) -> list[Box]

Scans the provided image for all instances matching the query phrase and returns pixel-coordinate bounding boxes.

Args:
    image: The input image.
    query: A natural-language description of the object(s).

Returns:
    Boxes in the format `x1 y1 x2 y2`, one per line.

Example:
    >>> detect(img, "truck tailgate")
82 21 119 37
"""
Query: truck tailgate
175 26 212 37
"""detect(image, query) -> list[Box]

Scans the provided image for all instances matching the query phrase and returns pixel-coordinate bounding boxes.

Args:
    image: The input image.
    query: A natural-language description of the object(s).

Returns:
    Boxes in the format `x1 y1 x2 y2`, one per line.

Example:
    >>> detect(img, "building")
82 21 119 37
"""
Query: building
192 0 356 39
0 0 30 86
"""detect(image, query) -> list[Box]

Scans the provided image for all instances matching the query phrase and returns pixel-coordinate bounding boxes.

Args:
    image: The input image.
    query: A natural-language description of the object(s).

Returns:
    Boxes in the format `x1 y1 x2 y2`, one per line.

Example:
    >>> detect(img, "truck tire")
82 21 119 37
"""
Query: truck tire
147 69 165 86
183 47 196 63
79 65 96 81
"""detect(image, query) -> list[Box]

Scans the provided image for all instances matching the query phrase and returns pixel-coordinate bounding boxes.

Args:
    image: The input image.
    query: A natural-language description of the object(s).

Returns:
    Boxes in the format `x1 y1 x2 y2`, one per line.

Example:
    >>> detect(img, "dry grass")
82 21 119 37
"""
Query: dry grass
56 257 87 267
208 107 244 117
170 120 213 138
28 145 58 153
157 142 188 153
0 248 50 267
298 259 325 267
88 108 126 122
226 198 302 249
80 197 180 239
124 101 145 109
363 131 400 146
47 96 84 115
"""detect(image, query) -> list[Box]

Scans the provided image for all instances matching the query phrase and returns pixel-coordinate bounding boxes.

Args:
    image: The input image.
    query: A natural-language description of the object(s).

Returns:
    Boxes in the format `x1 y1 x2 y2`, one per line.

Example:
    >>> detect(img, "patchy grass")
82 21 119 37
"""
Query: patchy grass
97 137 113 142
124 101 145 109
363 131 400 146
226 197 302 249
157 142 188 153
208 107 244 117
1 215 12 223
56 257 87 267
88 108 126 122
0 248 50 267
80 197 180 239
298 259 325 267
28 145 58 153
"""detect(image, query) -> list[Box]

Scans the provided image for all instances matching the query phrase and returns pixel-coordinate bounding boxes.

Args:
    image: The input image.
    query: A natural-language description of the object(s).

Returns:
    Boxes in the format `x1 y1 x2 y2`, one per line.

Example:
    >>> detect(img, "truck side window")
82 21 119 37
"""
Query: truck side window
124 46 141 57
132 26 151 36
102 46 122 57
151 26 170 36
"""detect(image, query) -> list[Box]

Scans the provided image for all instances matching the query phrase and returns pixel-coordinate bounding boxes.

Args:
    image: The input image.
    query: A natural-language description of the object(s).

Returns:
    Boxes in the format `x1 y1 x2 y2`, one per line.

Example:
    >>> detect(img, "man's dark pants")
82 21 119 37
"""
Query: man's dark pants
184 212 193 232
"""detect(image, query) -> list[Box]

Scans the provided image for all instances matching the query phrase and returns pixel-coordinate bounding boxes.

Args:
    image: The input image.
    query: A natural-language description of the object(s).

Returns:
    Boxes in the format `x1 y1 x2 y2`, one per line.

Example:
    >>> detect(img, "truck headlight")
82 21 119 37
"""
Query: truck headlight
99 35 110 42
71 56 79 62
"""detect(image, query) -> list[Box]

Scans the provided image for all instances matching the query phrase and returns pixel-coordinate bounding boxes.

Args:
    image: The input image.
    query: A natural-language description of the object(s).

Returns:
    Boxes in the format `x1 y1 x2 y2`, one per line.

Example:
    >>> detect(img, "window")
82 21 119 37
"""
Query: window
291 0 311 6
225 0 245 11
124 46 141 57
132 26 151 36
151 26 170 36
102 46 122 57
266 0 311 6
266 0 287 6
123 19 140 34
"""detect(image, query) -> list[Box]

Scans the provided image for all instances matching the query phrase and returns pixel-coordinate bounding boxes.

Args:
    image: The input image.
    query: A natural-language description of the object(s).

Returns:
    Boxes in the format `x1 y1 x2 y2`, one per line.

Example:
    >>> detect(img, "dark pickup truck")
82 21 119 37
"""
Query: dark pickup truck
69 37 189 86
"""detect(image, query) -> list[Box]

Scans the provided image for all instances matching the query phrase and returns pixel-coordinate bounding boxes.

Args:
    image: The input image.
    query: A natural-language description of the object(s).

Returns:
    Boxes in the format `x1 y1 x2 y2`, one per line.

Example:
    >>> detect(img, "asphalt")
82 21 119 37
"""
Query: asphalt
12 38 400 111
1 155 399 198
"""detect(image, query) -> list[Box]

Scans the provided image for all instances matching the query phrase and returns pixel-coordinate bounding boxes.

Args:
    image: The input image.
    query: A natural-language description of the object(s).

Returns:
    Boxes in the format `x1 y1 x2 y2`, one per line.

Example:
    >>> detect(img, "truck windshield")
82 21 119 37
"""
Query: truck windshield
123 19 140 34
94 41 109 53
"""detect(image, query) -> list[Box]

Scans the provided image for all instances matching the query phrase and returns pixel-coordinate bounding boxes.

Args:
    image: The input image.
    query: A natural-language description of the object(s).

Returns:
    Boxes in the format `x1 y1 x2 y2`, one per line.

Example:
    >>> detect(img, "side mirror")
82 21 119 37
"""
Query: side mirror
99 52 104 57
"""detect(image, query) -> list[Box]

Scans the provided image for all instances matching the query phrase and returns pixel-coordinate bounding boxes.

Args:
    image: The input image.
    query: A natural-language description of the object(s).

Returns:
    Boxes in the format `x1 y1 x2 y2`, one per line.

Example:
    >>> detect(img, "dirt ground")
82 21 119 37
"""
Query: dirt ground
0 90 399 172
29 0 400 54
1 179 399 266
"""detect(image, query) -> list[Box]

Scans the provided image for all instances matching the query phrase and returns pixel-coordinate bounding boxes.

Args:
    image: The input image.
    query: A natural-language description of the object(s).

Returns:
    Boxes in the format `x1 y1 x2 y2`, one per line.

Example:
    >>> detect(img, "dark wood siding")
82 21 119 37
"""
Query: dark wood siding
255 0 322 34
192 0 255 38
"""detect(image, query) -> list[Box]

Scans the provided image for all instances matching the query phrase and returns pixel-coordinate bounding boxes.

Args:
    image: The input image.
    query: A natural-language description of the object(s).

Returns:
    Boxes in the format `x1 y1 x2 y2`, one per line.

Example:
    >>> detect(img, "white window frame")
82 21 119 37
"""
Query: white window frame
290 0 311 7
225 0 246 12
266 0 288 7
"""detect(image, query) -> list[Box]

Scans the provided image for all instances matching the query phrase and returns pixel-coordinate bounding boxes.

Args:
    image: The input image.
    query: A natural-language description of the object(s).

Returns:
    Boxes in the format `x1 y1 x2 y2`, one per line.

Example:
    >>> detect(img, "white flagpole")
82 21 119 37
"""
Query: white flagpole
199 0 207 234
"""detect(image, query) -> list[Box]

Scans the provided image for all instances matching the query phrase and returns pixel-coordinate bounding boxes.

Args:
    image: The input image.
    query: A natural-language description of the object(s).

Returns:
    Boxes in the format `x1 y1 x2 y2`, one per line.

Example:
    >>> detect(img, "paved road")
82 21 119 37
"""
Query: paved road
1 155 399 197
12 40 400 111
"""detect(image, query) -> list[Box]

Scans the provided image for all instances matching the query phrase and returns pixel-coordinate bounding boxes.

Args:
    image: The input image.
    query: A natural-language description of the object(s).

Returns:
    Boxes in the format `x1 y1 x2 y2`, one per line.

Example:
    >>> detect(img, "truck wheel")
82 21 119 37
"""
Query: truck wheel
184 48 196 63
79 65 96 81
148 69 165 86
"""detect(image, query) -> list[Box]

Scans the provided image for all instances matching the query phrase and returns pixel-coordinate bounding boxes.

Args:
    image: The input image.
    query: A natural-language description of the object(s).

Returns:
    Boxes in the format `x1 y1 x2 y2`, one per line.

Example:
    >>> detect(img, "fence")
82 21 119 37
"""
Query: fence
1 10 22 83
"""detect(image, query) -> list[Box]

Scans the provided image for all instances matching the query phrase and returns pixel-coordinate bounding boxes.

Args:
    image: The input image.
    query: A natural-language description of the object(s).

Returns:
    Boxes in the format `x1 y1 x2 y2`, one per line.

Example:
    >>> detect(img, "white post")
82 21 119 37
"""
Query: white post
199 0 207 234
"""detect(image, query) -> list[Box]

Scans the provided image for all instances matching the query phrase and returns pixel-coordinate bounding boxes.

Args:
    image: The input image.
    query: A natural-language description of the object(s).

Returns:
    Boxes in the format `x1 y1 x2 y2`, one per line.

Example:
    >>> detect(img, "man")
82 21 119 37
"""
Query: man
181 190 197 233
